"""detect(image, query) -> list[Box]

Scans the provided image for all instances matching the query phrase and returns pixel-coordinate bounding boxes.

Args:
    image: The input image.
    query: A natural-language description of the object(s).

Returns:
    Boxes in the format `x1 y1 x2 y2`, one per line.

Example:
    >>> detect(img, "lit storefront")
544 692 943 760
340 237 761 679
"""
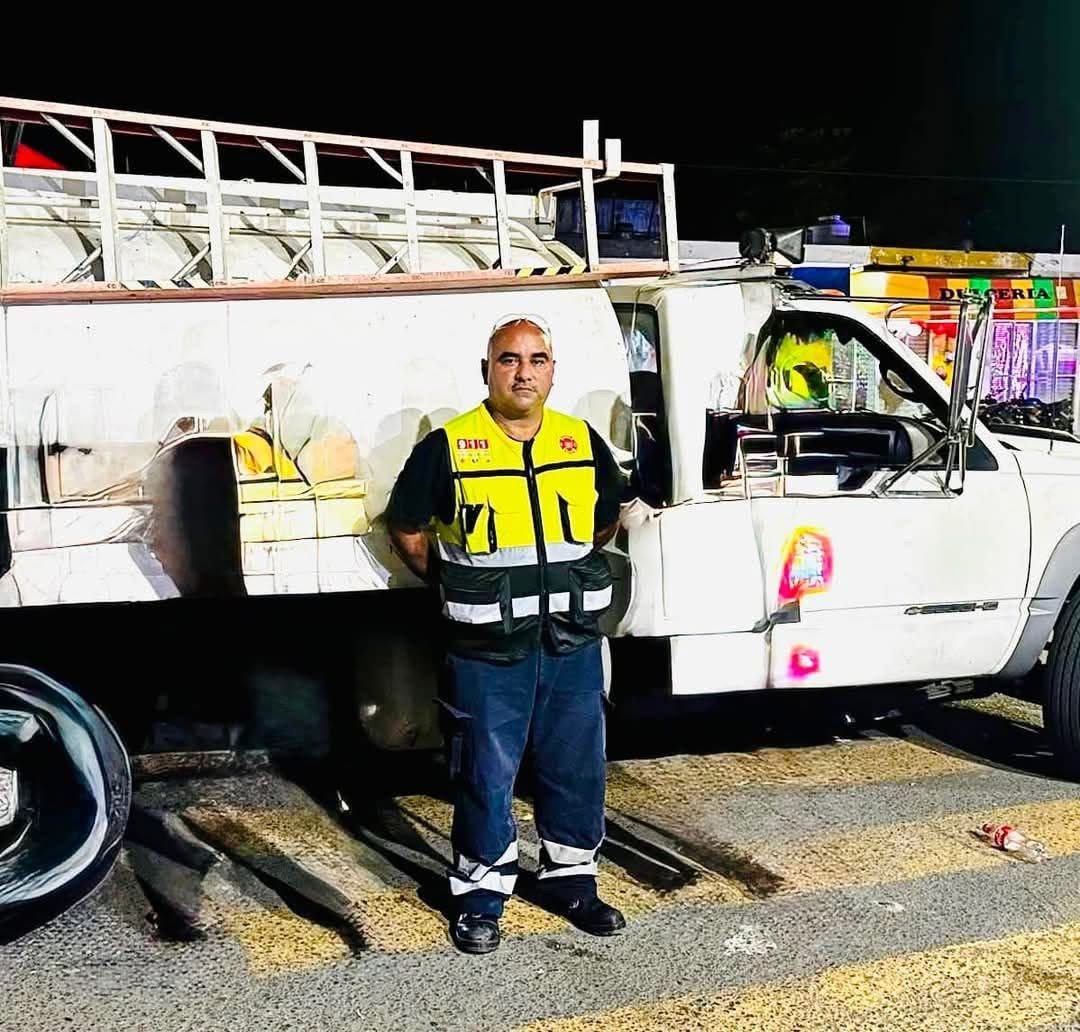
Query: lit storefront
795 249 1080 431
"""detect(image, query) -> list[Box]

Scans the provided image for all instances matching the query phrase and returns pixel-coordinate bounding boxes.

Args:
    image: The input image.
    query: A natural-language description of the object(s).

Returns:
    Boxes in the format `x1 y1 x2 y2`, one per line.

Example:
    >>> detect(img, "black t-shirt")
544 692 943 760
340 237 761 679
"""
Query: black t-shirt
387 421 624 533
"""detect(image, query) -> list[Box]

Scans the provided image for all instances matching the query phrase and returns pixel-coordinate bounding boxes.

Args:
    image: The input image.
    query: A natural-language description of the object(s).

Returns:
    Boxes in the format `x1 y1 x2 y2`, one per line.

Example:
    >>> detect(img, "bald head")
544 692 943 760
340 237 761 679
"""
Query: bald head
486 317 553 363
482 318 555 422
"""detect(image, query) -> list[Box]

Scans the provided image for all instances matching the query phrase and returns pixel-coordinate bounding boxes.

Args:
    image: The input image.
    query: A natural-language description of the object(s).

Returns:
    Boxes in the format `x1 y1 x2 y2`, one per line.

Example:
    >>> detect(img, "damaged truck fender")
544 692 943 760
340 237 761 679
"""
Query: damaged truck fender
0 665 131 943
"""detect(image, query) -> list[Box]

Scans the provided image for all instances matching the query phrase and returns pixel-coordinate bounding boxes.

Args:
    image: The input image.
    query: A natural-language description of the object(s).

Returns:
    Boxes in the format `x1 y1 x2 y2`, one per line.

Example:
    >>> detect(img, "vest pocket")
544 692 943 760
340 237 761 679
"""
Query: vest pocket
460 495 531 556
460 501 493 555
557 493 595 545
440 563 515 633
568 552 614 625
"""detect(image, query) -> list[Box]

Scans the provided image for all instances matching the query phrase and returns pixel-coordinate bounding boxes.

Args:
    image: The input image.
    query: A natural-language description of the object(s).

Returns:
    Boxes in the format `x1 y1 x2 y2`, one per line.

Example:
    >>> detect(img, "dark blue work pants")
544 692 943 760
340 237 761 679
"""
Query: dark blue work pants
442 640 606 917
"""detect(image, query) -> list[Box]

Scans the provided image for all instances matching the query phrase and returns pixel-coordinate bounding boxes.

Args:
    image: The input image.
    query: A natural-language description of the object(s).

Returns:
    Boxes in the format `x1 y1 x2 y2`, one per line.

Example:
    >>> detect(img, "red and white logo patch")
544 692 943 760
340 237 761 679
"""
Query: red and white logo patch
559 435 578 454
456 438 489 451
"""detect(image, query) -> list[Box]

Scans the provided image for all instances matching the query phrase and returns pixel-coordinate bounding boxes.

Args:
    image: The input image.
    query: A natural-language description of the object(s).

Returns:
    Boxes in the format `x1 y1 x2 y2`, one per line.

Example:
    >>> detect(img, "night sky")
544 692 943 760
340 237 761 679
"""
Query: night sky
5 4 1080 253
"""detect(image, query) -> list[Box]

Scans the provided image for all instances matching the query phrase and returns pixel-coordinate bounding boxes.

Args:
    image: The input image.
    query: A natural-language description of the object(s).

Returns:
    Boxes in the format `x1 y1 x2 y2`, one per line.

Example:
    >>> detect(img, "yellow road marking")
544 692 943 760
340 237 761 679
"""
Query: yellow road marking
392 794 746 926
218 907 351 976
231 765 1071 967
396 739 983 916
599 738 992 906
186 802 459 956
756 797 1080 895
604 737 979 819
185 802 389 898
181 733 1075 973
951 692 1044 728
393 794 457 830
514 920 1080 1031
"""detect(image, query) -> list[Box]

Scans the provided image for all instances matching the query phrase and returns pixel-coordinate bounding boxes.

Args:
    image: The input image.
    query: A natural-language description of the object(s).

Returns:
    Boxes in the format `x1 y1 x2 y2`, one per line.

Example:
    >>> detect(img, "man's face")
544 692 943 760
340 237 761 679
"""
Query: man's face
484 321 555 419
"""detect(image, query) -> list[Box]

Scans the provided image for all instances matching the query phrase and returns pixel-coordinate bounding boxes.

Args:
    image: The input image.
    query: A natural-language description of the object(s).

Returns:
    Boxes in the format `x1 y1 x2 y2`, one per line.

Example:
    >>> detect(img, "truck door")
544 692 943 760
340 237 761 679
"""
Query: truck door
612 299 770 696
741 302 1030 690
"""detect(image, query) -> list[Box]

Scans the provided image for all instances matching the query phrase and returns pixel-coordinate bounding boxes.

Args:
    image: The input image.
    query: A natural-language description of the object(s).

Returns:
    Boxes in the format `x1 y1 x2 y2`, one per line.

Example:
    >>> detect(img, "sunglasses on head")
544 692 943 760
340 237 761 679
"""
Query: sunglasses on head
488 313 552 347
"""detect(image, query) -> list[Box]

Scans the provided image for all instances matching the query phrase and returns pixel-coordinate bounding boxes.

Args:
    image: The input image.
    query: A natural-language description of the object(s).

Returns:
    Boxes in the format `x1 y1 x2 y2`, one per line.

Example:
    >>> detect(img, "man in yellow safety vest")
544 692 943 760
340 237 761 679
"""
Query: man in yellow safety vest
387 313 625 954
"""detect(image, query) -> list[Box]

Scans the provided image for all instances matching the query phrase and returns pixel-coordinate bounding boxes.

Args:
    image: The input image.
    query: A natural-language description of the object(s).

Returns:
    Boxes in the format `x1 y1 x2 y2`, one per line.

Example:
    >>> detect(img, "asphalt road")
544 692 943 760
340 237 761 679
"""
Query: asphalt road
4 691 1080 1032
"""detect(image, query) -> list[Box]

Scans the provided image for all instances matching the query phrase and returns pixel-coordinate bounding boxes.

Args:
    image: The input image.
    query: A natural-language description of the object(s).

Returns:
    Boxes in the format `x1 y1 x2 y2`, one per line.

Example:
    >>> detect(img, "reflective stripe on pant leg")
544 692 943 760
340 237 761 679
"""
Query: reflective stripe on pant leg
446 649 536 908
537 838 600 880
449 841 519 896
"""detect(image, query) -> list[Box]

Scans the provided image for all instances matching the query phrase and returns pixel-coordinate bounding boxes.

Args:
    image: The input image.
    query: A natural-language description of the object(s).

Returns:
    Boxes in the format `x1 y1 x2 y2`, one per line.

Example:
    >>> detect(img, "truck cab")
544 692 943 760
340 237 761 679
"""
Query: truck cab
603 267 1078 730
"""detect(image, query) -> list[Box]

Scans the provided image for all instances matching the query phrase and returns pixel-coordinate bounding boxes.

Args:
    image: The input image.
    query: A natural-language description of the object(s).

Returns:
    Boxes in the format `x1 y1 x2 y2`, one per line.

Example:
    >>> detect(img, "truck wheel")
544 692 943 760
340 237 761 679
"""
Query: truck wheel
1045 593 1080 778
340 631 444 799
0 665 131 943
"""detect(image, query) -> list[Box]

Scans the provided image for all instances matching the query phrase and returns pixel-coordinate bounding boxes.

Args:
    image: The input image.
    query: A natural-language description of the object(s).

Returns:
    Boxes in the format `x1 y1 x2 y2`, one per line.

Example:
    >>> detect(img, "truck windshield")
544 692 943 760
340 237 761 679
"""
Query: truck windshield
743 311 944 426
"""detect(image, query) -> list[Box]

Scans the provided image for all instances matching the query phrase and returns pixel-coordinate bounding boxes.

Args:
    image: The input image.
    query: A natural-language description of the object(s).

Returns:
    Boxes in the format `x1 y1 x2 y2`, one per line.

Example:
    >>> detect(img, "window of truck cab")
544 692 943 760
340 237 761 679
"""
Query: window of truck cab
614 303 671 506
702 309 996 490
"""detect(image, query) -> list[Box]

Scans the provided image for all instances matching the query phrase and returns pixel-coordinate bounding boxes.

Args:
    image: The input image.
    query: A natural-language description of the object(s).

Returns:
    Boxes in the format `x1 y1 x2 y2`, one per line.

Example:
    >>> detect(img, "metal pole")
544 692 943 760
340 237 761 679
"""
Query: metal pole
849 340 858 411
492 158 512 271
303 141 326 278
61 245 103 283
3 122 23 167
580 121 600 272
92 117 121 281
256 138 305 183
201 130 228 284
375 243 409 276
364 148 404 185
968 302 993 446
0 118 7 288
1057 224 1071 428
401 150 419 272
878 434 950 497
151 126 204 173
1073 337 1080 438
43 114 94 163
285 240 313 278
947 299 971 430
171 243 211 282
943 298 971 489
661 163 680 273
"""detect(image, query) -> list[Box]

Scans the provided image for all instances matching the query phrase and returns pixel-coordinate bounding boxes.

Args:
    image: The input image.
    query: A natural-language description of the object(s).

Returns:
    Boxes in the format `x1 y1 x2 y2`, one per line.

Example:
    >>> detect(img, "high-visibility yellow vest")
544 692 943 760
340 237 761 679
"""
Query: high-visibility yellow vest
434 403 613 660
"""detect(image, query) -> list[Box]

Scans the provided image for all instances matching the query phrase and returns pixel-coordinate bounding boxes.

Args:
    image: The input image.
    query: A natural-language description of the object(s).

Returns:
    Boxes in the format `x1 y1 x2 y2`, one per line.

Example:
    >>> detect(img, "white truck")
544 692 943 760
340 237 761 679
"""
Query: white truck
1 97 1079 939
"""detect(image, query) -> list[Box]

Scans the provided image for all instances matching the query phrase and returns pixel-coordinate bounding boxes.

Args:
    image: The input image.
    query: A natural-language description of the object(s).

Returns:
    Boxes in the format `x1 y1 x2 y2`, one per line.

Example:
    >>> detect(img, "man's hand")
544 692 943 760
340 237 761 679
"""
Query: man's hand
594 521 619 549
389 525 432 580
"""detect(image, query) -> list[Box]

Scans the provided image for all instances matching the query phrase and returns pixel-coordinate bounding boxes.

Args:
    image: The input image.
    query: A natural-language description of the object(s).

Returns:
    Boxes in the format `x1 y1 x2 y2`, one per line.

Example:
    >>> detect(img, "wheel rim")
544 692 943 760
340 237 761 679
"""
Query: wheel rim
0 666 130 943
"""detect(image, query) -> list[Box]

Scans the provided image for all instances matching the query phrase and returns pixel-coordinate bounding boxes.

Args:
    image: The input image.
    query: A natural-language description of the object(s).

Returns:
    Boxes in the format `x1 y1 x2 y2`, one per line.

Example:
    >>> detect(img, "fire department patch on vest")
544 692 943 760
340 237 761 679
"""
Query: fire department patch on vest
559 435 578 453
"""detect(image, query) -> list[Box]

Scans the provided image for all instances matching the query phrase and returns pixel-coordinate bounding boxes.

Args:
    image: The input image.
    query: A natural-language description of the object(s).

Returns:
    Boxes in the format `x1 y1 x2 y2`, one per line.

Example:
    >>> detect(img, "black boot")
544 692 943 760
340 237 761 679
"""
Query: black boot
450 912 501 954
553 895 626 936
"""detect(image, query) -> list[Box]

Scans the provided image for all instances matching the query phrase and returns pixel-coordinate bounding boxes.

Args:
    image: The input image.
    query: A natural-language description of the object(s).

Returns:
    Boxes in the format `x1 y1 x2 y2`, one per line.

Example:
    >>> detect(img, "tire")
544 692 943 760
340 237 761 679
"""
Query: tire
1045 593 1080 778
0 665 131 944
337 633 445 804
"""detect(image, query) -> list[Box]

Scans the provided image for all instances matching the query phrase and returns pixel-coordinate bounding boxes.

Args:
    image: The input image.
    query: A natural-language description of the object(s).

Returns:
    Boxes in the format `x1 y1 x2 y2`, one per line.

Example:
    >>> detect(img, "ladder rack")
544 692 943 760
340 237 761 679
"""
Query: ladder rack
0 97 679 303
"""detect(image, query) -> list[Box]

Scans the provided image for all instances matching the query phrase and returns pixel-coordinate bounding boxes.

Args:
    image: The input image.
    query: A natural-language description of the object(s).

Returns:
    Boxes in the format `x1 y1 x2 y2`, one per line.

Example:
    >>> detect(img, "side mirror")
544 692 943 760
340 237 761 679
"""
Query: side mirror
738 226 806 265
772 227 806 265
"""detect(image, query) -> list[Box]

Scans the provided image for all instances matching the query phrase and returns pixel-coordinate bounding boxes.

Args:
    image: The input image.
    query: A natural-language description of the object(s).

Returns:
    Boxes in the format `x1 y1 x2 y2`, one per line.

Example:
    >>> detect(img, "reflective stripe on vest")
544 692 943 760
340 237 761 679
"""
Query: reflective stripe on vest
434 403 607 633
444 586 614 625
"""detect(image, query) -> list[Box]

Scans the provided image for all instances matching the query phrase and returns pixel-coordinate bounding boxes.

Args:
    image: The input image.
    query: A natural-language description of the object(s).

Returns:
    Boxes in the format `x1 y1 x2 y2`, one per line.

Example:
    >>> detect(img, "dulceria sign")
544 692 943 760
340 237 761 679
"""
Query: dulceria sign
939 284 1058 301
